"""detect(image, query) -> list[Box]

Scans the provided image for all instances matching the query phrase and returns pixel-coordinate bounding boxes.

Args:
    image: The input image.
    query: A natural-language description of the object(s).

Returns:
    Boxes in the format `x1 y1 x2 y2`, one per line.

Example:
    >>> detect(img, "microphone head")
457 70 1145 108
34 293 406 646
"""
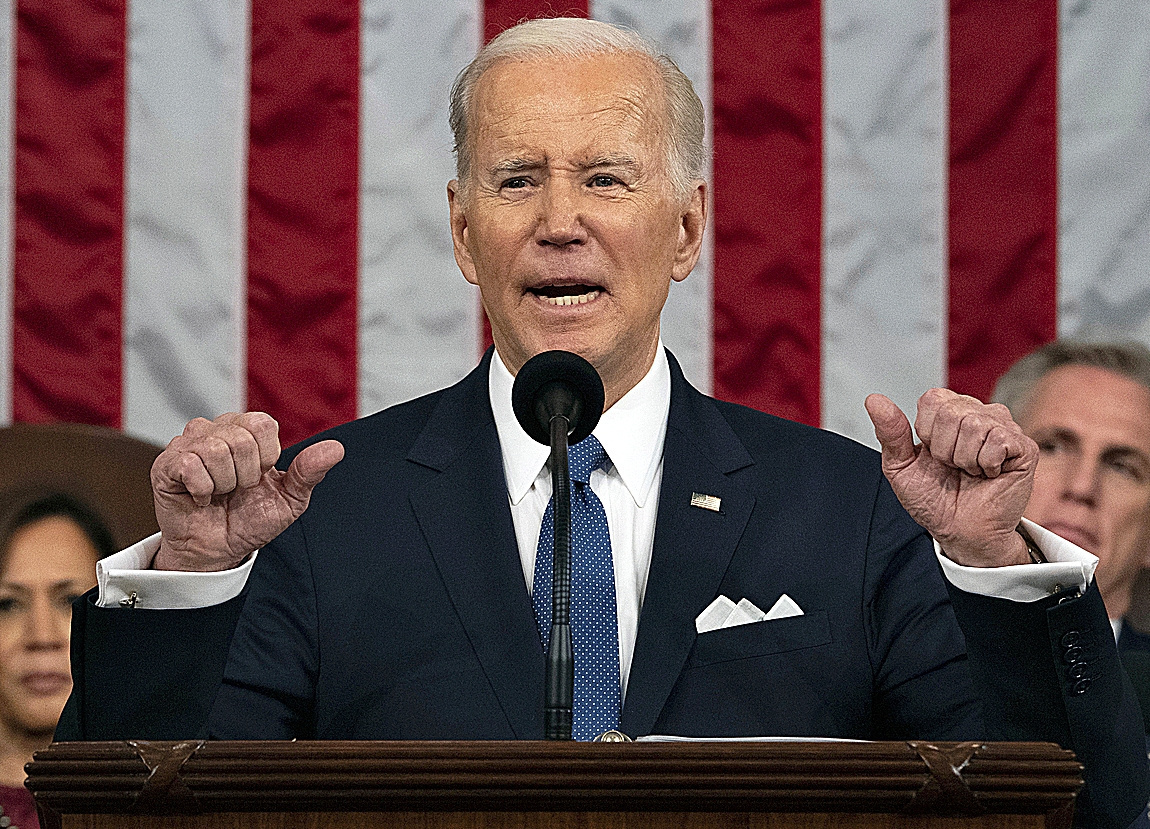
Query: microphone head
512 350 605 446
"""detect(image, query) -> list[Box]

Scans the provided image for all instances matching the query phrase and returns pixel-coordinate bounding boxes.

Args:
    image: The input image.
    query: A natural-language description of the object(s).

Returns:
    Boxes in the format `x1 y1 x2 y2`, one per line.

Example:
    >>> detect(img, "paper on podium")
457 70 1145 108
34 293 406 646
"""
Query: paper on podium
637 735 869 743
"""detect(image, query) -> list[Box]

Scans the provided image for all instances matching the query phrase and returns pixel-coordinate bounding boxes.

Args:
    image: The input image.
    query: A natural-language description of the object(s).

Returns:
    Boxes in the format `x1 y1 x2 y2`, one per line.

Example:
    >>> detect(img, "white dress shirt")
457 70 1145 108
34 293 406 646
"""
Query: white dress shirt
98 345 1099 698
490 345 669 699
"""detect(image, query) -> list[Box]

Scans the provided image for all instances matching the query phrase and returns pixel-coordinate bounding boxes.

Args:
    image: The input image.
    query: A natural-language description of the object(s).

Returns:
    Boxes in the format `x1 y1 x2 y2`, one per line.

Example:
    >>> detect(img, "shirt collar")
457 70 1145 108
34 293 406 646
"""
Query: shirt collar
490 346 671 508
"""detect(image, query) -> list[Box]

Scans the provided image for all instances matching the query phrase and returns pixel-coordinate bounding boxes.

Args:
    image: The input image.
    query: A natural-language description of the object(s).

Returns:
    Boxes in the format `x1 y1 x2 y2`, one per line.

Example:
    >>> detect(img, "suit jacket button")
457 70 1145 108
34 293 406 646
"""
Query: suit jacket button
1067 662 1089 680
1063 645 1085 663
1060 631 1081 648
1071 678 1092 695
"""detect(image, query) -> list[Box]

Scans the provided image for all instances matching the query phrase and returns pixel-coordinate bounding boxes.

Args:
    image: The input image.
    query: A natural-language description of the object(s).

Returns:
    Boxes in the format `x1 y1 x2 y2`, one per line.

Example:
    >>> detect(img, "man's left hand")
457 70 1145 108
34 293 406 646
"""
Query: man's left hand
864 390 1038 567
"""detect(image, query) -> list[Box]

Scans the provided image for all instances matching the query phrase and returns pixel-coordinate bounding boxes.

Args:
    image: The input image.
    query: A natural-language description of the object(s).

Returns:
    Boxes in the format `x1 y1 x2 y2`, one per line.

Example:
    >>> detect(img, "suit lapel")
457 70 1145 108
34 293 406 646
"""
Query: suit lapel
620 359 756 737
406 352 544 739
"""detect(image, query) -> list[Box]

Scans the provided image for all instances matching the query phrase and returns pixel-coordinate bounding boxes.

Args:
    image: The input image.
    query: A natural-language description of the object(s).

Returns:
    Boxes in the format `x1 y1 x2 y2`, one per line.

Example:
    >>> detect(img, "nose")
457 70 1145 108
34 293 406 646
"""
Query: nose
534 180 587 247
24 596 67 651
1061 455 1100 506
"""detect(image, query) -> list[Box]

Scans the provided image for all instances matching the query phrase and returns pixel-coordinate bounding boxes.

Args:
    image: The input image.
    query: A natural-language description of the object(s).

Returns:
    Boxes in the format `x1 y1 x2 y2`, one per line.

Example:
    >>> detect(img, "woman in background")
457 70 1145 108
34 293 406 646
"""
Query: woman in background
0 490 114 828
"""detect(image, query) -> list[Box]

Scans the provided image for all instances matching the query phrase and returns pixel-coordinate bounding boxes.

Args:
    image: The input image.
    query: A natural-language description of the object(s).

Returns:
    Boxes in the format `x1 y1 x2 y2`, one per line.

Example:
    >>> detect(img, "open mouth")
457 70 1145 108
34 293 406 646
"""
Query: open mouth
529 284 601 306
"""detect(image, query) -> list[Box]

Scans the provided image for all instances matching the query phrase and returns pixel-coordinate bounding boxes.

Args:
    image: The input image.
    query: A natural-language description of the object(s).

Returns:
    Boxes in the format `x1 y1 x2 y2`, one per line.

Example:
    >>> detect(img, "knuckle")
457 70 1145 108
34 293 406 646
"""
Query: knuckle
239 410 275 429
195 440 238 483
240 411 280 442
216 422 255 450
153 447 189 481
176 451 205 479
183 417 212 436
200 435 231 460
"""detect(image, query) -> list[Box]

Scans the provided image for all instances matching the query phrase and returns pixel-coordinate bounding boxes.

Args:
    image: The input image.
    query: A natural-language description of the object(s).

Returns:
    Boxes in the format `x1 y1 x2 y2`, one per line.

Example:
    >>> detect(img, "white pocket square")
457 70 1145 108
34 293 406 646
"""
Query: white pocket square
695 594 804 633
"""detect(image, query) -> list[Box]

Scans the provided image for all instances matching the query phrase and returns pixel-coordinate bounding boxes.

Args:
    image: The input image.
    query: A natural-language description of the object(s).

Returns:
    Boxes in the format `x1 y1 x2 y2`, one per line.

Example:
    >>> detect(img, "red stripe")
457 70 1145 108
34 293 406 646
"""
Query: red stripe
247 0 360 447
12 0 126 427
712 1 823 426
478 1 590 355
947 0 1058 401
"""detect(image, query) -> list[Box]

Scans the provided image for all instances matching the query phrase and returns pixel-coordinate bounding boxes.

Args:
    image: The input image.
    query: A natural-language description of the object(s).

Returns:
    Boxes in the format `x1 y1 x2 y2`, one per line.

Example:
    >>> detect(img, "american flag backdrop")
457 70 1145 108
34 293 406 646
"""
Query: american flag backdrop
0 0 1147 450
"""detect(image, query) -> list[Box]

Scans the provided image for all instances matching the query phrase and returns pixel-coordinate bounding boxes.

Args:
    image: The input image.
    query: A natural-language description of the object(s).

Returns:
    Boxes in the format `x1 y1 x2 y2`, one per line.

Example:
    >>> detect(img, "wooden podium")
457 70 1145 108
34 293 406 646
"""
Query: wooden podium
26 740 1082 829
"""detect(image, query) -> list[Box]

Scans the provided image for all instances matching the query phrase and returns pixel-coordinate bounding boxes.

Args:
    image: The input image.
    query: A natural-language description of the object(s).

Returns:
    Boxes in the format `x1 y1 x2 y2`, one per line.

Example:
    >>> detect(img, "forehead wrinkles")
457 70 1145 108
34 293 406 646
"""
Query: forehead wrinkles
469 55 669 171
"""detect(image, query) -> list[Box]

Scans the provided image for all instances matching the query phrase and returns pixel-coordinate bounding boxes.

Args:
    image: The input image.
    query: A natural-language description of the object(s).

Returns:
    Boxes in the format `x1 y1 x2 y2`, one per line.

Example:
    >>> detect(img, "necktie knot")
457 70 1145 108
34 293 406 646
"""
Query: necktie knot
568 435 608 485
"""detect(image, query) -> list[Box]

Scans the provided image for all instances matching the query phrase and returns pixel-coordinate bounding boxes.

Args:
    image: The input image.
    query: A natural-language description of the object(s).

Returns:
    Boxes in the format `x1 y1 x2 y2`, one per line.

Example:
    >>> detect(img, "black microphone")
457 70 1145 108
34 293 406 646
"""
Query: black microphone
512 350 605 740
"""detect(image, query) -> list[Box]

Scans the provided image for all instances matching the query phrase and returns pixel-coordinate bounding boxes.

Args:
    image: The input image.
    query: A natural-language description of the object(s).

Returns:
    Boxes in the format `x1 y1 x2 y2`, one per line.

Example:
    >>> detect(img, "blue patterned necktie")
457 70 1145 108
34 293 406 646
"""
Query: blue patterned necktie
532 434 621 741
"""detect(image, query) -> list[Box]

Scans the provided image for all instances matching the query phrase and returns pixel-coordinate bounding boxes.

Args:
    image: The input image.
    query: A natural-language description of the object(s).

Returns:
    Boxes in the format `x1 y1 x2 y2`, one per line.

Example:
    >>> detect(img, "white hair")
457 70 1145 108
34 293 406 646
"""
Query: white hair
448 17 706 199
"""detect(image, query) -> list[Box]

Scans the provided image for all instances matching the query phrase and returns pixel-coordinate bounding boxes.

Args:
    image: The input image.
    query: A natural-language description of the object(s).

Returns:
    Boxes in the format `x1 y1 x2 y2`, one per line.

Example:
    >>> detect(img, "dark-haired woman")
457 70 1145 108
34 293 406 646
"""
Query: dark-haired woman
0 491 114 828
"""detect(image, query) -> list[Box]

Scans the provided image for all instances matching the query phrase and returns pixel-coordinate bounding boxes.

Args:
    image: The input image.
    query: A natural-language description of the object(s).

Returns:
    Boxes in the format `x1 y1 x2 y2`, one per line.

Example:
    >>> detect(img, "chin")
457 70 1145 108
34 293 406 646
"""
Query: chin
12 700 69 736
518 337 603 370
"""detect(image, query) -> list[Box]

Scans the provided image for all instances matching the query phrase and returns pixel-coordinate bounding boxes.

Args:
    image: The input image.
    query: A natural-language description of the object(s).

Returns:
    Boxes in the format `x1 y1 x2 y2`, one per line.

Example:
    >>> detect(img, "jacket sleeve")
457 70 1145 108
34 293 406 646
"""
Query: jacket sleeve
948 580 1150 829
56 587 248 741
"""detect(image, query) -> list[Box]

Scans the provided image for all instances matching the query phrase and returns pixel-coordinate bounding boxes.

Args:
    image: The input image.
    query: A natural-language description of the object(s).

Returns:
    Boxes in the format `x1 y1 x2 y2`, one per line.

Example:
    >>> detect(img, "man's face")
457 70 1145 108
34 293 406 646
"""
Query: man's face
1019 364 1150 618
448 52 706 407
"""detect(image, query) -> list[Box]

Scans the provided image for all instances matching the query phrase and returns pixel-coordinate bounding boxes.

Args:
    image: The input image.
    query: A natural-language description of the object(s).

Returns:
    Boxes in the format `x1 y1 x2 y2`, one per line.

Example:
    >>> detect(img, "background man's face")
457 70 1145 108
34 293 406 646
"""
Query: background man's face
448 51 705 406
1019 364 1150 618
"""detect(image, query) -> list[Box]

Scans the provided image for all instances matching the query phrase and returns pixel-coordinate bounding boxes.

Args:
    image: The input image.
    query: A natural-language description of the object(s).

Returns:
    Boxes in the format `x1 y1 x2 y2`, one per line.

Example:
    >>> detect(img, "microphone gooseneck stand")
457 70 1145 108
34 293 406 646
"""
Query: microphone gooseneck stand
545 411 574 741
511 350 604 740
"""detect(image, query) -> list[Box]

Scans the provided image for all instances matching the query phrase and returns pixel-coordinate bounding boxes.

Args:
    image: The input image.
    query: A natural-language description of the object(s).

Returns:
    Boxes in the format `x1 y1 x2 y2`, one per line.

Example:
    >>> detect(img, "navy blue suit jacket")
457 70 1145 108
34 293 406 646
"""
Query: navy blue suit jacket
1119 622 1150 734
61 351 1149 827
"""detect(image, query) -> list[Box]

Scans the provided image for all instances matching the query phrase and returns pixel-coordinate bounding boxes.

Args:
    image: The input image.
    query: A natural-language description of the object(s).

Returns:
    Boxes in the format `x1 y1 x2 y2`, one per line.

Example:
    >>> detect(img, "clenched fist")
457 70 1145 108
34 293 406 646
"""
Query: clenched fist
865 389 1037 567
149 412 344 571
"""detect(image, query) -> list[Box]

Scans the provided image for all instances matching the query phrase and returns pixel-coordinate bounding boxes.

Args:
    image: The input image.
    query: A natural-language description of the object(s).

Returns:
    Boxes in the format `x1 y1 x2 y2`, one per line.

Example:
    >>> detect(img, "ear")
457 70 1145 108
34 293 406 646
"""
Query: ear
671 179 707 283
448 180 478 286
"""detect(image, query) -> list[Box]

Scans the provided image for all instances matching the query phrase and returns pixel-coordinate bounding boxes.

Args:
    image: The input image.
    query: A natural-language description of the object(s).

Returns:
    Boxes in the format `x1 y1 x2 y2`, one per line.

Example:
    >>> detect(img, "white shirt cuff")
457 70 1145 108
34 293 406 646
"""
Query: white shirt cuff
934 518 1098 602
96 533 257 609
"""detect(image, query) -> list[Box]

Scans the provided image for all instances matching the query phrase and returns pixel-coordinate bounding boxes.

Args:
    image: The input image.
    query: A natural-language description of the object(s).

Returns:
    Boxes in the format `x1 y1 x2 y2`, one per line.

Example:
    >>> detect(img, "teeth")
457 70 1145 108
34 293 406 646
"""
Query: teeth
544 290 599 306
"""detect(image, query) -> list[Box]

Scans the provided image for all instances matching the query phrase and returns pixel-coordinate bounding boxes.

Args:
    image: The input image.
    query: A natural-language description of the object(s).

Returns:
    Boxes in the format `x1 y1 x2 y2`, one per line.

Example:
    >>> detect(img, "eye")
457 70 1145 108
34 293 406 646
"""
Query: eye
0 597 19 614
1035 434 1071 455
500 176 531 190
589 174 618 188
1104 456 1149 483
59 593 83 609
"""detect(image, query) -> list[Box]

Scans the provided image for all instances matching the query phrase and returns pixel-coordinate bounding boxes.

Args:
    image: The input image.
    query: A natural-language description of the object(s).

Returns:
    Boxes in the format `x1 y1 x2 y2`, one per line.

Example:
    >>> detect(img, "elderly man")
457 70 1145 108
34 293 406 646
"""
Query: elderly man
59 18 1145 828
994 341 1150 655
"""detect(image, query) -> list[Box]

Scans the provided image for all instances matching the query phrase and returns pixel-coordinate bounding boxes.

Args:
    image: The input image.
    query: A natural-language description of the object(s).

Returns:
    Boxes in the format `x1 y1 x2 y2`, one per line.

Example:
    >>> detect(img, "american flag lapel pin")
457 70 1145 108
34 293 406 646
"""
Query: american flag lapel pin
690 492 721 512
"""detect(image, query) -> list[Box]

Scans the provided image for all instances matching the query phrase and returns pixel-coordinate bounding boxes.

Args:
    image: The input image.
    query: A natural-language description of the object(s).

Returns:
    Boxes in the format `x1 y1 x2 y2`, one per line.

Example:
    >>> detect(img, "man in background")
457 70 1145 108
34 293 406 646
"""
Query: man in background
994 340 1150 725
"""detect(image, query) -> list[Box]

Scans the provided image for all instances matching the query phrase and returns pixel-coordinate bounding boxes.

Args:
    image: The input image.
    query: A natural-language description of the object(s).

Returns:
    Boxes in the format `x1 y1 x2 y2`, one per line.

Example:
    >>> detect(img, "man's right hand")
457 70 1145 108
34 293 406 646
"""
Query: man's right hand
149 412 345 571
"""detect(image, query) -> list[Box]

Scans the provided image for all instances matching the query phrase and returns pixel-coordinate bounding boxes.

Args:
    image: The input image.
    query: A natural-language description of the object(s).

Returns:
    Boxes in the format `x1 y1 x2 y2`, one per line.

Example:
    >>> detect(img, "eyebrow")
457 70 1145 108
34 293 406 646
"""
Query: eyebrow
1035 428 1150 468
489 158 544 176
0 579 91 593
581 154 640 172
487 155 642 177
1102 445 1150 469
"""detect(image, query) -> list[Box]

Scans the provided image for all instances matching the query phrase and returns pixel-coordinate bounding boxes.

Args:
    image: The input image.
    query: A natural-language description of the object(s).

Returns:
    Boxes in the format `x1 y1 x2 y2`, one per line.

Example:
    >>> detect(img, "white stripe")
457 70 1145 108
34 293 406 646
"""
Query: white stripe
821 0 948 446
123 0 249 444
0 0 13 424
357 0 481 417
1058 0 1150 347
591 0 713 394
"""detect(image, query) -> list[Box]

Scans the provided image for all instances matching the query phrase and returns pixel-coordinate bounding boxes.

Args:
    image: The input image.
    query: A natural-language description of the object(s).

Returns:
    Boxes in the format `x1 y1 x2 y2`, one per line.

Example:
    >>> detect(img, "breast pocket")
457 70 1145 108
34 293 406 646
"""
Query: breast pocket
686 610 831 669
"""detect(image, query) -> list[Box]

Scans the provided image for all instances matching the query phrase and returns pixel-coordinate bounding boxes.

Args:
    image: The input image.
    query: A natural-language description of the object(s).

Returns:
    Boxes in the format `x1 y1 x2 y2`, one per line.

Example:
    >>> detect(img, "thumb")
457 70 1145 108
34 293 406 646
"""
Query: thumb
279 439 345 506
865 394 916 470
